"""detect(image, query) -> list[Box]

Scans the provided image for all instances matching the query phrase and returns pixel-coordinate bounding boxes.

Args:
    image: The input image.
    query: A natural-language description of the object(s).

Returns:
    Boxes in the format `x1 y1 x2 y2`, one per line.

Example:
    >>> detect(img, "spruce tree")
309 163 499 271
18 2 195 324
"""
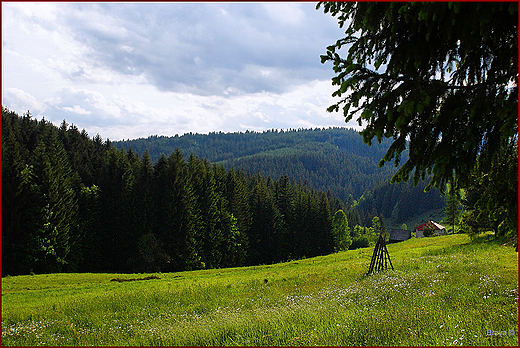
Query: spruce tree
444 192 462 234
31 129 79 273
224 169 251 266
248 176 284 265
274 175 296 259
197 158 224 269
2 118 43 275
332 210 352 252
165 149 202 271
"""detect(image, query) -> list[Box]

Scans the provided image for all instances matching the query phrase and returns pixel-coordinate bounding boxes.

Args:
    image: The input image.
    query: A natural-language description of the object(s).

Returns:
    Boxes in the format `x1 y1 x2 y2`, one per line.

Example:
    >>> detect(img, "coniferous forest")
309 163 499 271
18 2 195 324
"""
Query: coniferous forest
2 107 349 276
114 126 447 227
114 127 396 201
2 106 451 276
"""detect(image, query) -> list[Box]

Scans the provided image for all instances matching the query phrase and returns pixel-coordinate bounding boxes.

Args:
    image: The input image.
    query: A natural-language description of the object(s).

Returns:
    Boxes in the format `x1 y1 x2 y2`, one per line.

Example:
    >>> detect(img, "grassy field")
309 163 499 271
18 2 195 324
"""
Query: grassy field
1 232 518 346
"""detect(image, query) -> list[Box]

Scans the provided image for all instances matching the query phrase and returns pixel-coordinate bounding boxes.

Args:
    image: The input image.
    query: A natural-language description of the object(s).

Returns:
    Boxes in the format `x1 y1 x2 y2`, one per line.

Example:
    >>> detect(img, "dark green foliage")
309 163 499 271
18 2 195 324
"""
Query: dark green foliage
247 176 283 265
460 137 518 245
2 110 79 274
318 2 518 241
33 131 79 273
349 217 386 250
113 128 396 200
332 210 351 252
423 225 436 238
132 233 171 273
471 139 518 239
2 111 37 275
350 235 370 250
444 189 463 234
353 179 446 227
318 1 517 193
2 108 341 275
222 169 251 266
113 128 448 226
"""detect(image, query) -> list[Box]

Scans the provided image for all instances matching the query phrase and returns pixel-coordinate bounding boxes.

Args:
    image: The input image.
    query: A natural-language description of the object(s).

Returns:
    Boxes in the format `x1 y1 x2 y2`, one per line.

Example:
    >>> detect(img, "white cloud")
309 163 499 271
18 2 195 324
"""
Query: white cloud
263 2 306 27
2 2 353 141
2 88 48 114
61 105 91 115
5 2 58 23
3 77 357 141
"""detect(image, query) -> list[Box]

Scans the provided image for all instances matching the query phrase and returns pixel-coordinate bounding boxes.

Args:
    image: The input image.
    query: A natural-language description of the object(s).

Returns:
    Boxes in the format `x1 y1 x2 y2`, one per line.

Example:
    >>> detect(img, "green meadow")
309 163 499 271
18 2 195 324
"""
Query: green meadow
2 233 518 346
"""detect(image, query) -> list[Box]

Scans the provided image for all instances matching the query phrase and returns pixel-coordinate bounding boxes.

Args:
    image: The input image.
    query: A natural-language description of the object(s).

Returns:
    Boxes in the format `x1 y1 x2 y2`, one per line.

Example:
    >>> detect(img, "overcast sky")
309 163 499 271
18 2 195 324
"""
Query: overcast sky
2 2 359 141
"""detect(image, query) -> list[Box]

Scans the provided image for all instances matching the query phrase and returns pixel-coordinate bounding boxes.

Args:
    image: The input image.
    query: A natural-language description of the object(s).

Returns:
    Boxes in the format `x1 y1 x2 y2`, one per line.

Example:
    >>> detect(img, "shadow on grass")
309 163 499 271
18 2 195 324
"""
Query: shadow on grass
421 232 516 257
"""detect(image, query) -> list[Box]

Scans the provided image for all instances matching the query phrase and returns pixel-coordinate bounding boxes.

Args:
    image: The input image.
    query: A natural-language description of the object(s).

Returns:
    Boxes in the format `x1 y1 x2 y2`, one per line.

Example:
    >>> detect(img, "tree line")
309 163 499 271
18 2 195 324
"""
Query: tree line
114 127 451 226
2 107 355 276
114 127 393 165
352 179 446 227
113 127 398 201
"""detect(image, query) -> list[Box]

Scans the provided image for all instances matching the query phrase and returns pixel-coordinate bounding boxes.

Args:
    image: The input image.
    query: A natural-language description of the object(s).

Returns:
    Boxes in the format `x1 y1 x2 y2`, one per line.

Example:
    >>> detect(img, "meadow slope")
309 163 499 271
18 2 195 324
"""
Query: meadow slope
1 233 518 346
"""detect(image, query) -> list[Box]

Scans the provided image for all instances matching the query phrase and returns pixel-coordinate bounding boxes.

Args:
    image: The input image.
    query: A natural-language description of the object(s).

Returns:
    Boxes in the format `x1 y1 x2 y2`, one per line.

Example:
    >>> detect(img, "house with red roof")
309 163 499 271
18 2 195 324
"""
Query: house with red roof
415 220 446 238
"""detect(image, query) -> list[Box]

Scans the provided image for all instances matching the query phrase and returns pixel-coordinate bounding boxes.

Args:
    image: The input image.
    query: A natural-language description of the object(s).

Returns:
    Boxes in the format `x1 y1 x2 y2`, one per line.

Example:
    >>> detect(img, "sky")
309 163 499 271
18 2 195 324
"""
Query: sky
2 1 360 141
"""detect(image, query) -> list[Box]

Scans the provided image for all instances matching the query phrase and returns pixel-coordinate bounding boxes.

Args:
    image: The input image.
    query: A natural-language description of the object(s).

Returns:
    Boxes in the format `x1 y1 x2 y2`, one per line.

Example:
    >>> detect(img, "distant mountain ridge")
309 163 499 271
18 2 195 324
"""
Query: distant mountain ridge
114 127 390 163
113 127 398 200
113 127 445 226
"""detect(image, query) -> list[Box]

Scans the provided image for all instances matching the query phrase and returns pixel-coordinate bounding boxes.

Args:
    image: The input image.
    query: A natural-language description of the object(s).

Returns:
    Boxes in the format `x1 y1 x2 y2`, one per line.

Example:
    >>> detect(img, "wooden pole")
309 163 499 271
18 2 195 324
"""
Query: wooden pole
367 231 394 275
377 234 384 271
381 234 394 271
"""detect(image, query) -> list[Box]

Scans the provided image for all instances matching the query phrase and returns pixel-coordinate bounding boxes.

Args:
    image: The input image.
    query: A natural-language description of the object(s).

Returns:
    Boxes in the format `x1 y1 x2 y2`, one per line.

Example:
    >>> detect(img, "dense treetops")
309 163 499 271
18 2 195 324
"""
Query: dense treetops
2 108 345 275
114 128 397 201
3 107 451 276
113 126 447 227
114 127 391 164
318 1 517 193
319 1 518 242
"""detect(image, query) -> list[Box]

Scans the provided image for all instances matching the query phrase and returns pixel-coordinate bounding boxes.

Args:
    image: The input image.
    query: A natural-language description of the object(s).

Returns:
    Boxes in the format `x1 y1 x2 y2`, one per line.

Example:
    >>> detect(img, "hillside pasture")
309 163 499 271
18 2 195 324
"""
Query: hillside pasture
2 233 518 346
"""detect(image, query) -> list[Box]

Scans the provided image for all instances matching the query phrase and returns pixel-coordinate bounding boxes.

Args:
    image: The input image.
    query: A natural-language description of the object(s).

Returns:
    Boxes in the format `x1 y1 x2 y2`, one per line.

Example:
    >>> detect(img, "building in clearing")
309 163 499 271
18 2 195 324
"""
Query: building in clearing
389 229 411 243
415 220 446 238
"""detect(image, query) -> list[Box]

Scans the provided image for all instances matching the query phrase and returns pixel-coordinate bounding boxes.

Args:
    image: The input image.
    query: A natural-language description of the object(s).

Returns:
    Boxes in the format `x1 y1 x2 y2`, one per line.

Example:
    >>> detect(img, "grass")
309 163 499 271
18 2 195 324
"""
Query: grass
2 232 518 346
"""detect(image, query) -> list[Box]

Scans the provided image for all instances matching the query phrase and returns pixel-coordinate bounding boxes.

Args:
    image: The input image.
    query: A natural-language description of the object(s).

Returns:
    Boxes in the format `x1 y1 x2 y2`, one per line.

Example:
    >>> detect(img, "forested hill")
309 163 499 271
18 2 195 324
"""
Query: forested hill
114 128 446 227
2 108 446 276
113 128 398 200
113 128 390 164
2 108 347 276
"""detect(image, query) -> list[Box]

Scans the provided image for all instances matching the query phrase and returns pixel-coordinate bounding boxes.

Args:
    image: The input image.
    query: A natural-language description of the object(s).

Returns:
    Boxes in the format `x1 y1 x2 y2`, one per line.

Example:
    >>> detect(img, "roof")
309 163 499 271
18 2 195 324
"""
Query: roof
389 229 411 241
416 220 445 231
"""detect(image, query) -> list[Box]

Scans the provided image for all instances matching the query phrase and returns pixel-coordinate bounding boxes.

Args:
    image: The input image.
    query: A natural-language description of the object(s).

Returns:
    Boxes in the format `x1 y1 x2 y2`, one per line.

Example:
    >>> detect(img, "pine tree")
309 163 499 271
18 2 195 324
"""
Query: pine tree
332 210 352 251
190 156 223 269
31 129 79 273
444 191 462 234
314 192 335 256
164 149 202 271
95 147 136 272
2 113 27 275
2 119 43 275
134 150 154 236
248 176 283 265
293 188 314 259
75 183 100 272
274 175 296 259
224 169 251 266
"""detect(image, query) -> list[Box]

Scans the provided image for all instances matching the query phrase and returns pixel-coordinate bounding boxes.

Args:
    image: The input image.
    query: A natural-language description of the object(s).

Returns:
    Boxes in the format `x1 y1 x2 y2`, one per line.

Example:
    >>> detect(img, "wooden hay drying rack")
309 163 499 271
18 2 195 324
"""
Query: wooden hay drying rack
367 231 394 275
